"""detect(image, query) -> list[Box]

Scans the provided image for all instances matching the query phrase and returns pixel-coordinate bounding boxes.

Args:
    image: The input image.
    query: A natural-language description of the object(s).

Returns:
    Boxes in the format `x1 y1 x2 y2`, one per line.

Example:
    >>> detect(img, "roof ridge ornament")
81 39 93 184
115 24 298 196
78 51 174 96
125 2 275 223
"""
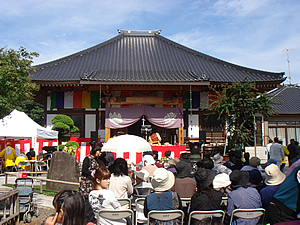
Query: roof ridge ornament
117 29 161 36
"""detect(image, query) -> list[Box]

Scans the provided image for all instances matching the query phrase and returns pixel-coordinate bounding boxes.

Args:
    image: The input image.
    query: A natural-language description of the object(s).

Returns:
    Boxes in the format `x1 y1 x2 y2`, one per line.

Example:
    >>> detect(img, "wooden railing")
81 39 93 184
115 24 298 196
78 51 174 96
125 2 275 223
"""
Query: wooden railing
0 187 19 225
3 172 79 194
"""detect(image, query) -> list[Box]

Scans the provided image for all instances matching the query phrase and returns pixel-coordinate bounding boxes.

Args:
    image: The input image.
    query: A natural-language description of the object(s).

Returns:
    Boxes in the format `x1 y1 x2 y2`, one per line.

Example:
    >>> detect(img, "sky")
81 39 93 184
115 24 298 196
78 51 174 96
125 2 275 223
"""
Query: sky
1 0 300 85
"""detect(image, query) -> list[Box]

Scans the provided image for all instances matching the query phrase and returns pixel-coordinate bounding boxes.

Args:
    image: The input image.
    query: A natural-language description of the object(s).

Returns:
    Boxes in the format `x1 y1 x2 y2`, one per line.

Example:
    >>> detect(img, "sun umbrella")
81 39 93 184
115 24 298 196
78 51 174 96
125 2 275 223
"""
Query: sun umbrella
102 134 151 153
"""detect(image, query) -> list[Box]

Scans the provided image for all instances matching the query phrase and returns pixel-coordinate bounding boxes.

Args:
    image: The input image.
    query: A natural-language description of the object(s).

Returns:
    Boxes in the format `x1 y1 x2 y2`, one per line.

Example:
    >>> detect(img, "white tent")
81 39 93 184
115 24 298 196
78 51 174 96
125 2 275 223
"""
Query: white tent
0 110 58 153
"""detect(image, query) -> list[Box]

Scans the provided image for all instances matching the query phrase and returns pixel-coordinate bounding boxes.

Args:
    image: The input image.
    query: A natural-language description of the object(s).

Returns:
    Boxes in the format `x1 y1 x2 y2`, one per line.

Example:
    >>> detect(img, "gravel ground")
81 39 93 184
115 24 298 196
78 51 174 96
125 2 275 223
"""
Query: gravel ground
19 206 53 225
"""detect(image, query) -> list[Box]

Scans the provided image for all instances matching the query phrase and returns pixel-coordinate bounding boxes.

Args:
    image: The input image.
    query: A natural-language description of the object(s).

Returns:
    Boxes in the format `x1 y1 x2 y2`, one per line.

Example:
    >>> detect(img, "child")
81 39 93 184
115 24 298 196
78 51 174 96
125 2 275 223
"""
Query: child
89 168 126 225
45 190 85 225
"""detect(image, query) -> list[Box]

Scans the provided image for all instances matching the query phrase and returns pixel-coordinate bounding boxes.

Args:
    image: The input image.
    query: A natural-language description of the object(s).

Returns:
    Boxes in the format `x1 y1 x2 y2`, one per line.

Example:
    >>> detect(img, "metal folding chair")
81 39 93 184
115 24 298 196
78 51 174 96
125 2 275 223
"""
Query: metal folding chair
135 198 147 224
17 160 31 172
221 196 228 206
188 210 225 225
117 198 131 209
34 161 47 172
97 209 133 225
134 187 153 196
147 210 184 225
229 208 265 225
181 198 191 208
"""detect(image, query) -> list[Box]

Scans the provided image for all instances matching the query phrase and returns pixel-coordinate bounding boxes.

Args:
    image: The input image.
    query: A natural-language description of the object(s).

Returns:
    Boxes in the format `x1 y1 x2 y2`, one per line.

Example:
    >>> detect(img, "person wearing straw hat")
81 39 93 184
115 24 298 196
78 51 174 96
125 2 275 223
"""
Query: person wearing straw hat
266 166 300 224
0 142 17 172
259 164 286 210
224 170 262 225
144 168 182 225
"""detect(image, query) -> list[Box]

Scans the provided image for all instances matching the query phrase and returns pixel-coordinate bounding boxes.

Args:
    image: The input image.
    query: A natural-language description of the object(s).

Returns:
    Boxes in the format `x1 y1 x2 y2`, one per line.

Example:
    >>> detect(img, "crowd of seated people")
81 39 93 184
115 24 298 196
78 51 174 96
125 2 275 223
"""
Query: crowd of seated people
49 143 299 225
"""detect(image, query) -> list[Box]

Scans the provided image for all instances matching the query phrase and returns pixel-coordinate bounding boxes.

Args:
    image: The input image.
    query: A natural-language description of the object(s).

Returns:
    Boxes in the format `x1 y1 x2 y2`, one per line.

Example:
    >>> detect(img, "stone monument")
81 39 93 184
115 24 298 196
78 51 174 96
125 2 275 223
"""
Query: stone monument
46 151 80 191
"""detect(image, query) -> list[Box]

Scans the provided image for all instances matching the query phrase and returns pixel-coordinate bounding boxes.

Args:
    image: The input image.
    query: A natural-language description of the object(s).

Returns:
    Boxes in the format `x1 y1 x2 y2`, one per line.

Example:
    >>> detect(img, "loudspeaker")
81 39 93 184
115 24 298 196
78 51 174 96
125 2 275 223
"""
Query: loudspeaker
91 131 98 143
199 130 206 142
189 142 201 155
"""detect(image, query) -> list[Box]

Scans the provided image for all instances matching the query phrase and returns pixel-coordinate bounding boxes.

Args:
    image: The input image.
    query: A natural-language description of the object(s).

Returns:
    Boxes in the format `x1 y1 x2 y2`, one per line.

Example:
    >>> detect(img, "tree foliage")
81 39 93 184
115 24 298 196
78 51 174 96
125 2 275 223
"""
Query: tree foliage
51 114 79 144
209 82 275 150
0 46 40 119
18 100 44 126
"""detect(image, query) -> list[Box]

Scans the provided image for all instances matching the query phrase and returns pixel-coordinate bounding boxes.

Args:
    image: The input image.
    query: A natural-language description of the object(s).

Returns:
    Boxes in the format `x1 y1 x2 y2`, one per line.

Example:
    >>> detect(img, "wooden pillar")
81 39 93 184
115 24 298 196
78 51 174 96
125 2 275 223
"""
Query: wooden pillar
104 99 111 142
105 127 110 142
178 127 184 144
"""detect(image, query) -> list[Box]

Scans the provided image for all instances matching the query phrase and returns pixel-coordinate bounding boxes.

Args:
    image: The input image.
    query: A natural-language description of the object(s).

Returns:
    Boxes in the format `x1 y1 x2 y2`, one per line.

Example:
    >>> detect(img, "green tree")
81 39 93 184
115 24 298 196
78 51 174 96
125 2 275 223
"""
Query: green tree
51 114 79 144
18 100 44 126
209 82 275 151
0 46 40 118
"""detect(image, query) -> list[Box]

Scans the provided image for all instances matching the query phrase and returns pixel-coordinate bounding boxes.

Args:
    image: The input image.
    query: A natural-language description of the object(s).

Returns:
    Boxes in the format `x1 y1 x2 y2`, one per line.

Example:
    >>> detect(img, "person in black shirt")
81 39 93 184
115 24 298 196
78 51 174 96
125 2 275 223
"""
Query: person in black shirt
26 148 35 160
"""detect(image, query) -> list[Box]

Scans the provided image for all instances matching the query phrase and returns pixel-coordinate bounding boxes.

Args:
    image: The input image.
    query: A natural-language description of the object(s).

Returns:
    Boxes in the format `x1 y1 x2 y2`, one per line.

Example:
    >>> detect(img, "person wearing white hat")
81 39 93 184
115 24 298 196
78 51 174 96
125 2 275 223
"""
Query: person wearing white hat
144 168 182 224
266 166 300 224
212 153 232 175
213 173 232 197
259 164 286 210
142 154 158 177
134 170 152 189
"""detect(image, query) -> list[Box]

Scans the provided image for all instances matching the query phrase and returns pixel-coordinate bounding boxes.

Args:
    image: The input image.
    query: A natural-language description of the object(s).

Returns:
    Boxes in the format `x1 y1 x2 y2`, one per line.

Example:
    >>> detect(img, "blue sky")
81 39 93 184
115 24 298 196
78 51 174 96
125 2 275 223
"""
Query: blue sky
1 0 300 84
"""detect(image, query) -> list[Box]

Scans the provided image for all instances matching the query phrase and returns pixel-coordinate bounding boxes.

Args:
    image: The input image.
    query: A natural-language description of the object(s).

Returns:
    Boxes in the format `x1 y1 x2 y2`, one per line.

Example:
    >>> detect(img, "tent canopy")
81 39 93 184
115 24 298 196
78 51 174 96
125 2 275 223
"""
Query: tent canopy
0 109 58 139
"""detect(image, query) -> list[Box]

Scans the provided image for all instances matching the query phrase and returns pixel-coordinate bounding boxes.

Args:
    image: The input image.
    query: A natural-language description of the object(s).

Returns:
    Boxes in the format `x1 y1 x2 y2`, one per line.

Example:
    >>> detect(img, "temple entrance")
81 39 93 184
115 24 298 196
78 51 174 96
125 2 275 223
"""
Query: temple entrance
110 118 177 144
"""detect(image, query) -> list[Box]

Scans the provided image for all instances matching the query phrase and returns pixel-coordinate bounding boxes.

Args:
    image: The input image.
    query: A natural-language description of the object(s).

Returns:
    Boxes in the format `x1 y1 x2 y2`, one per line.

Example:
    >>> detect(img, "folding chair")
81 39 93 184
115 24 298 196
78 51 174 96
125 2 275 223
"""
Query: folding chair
117 198 131 209
147 210 184 225
181 198 191 208
229 208 265 225
134 187 153 196
135 198 147 224
188 210 225 225
17 160 31 172
34 161 47 172
221 196 228 206
97 209 133 225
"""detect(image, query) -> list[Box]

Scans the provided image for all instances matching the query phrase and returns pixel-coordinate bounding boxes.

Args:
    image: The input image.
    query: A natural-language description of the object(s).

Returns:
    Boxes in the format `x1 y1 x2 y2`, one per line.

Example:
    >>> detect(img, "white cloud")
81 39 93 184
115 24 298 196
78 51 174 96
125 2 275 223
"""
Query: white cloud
211 0 271 17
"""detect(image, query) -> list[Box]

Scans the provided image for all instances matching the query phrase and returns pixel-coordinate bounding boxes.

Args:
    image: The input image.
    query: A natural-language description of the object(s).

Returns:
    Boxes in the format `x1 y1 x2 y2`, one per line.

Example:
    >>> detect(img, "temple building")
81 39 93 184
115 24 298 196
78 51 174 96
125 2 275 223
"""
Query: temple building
31 29 285 146
268 84 300 145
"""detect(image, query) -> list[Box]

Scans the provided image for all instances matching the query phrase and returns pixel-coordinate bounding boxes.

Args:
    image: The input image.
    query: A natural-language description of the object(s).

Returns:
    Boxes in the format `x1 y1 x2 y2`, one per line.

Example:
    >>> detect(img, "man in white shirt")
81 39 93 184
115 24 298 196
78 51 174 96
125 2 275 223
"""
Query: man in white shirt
266 140 273 160
270 137 284 168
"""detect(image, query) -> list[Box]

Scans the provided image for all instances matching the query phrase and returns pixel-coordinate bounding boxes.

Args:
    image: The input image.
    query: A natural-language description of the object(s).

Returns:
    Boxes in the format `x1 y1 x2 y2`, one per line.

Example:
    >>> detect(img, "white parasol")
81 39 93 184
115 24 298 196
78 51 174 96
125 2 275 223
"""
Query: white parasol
102 134 151 153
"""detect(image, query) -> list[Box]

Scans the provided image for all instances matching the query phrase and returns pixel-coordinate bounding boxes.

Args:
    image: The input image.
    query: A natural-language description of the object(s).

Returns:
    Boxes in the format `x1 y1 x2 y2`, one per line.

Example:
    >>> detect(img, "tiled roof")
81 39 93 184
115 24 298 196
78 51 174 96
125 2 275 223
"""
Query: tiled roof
270 84 300 114
31 30 285 84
